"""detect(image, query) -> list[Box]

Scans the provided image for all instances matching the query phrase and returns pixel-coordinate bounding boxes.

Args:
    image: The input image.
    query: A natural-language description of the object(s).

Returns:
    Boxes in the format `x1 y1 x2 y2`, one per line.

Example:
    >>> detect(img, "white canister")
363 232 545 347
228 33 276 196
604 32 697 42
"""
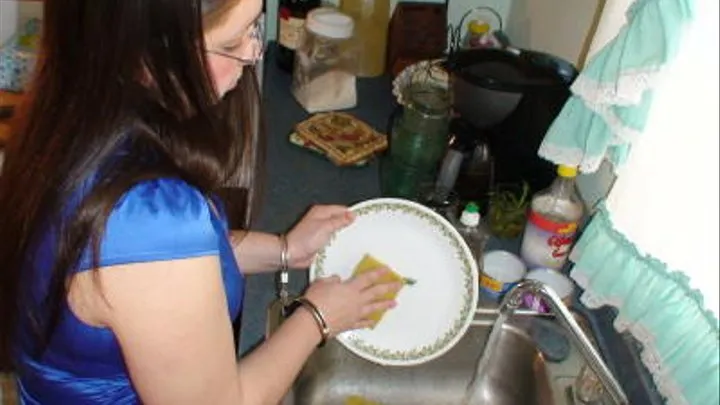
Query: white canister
292 7 357 113
521 268 575 313
480 250 527 300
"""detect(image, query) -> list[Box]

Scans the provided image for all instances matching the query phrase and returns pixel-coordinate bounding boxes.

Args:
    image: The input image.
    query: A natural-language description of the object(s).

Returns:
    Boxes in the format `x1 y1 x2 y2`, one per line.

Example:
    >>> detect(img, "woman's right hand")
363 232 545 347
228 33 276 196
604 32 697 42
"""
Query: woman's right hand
302 268 402 336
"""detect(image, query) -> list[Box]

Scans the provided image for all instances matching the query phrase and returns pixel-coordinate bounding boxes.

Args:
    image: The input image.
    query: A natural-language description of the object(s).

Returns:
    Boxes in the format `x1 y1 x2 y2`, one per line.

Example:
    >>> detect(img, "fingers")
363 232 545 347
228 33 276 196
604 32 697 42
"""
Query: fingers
309 205 353 219
317 274 342 284
360 300 397 318
361 281 403 301
351 300 398 331
352 319 377 330
347 267 388 290
323 211 354 233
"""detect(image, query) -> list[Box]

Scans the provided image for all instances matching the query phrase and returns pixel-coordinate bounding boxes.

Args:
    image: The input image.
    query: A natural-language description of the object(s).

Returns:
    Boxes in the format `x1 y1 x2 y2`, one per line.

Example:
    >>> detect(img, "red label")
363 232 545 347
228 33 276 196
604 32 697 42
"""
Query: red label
528 211 578 234
525 211 579 262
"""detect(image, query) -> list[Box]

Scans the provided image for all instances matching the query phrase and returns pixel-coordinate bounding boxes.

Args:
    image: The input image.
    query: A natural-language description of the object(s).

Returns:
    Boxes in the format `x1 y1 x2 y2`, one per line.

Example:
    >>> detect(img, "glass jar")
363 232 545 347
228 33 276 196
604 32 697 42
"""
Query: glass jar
380 83 451 199
292 7 357 113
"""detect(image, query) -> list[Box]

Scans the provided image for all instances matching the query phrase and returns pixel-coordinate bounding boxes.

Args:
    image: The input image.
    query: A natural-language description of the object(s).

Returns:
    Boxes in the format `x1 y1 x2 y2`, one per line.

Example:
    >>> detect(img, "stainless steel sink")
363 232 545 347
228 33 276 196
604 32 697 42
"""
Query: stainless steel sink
271 303 613 405
282 317 582 405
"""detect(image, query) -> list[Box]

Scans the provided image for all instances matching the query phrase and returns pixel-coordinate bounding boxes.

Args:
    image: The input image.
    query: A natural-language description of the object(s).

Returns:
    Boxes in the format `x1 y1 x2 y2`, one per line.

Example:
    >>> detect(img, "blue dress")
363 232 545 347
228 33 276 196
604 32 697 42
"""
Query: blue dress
15 178 245 404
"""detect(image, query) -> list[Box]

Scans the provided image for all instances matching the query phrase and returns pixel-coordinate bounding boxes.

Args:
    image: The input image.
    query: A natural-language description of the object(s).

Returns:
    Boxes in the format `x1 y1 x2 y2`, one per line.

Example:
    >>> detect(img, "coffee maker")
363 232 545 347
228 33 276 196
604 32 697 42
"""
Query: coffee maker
443 48 578 205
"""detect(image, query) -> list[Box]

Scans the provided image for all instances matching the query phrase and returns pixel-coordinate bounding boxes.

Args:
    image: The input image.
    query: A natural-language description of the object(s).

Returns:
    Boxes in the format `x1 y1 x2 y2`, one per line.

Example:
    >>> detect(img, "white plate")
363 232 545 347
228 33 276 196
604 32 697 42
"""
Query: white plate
309 198 479 366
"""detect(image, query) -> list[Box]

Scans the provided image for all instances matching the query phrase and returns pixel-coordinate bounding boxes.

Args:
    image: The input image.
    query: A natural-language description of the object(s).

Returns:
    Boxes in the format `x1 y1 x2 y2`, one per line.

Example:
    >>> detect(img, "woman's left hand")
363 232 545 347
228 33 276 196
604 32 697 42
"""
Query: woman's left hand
286 205 355 269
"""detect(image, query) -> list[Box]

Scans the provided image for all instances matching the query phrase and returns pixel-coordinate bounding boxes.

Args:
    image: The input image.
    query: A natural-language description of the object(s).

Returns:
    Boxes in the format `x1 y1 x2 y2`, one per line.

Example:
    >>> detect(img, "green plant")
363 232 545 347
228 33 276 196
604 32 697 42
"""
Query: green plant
488 182 531 239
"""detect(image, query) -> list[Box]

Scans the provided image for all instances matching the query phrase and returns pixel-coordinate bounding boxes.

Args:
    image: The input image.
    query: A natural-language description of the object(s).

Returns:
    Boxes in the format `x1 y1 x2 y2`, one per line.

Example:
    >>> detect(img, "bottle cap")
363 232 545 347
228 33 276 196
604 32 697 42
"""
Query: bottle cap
468 20 491 35
557 165 578 178
460 202 481 227
306 7 354 39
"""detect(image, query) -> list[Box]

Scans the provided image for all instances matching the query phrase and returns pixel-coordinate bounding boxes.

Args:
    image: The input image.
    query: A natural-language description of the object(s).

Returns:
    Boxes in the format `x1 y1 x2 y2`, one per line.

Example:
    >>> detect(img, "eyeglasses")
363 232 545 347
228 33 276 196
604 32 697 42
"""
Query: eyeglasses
207 20 266 66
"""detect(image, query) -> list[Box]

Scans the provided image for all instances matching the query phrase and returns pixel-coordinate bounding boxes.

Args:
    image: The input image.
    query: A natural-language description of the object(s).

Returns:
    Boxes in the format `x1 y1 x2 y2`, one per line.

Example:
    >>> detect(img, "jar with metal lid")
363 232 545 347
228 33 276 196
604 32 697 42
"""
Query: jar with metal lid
292 7 357 113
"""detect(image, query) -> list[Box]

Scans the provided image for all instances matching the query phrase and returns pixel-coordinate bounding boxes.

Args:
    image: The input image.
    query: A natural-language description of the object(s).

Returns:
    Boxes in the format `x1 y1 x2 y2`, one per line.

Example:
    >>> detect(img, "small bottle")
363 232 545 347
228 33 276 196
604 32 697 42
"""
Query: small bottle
520 165 584 270
277 0 321 73
456 202 491 264
463 19 491 49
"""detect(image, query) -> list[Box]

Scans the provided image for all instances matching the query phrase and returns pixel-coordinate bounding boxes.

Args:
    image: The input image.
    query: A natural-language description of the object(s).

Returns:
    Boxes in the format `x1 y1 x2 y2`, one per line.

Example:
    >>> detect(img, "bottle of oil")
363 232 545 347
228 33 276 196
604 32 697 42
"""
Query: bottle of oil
339 0 390 77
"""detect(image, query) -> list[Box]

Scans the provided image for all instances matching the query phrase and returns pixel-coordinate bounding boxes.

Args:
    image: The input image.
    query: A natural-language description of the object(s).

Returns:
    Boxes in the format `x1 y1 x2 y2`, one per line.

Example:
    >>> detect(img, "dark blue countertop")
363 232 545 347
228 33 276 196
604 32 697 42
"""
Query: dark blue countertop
241 45 662 405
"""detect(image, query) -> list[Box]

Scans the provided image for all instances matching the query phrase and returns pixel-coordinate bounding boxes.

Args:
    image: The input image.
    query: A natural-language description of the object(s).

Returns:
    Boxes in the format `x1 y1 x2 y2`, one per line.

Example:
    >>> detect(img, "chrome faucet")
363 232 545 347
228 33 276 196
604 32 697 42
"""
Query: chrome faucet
473 280 629 405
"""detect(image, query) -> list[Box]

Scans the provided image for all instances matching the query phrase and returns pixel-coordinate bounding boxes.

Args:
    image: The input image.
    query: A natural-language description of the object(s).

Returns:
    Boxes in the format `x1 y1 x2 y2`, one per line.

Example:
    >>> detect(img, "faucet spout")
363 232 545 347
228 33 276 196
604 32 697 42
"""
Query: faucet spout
501 280 629 405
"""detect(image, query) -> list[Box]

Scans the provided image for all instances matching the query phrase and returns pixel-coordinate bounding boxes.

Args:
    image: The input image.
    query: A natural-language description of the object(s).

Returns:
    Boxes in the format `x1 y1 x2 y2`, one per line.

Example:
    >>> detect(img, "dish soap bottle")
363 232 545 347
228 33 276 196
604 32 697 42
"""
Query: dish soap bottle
456 202 490 264
520 165 584 270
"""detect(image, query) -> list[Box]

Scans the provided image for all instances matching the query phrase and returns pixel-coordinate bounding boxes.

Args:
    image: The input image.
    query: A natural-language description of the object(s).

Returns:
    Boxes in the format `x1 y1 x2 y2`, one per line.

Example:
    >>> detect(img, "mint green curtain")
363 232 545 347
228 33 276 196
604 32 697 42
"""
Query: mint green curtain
570 207 719 405
536 0 720 403
537 0 694 173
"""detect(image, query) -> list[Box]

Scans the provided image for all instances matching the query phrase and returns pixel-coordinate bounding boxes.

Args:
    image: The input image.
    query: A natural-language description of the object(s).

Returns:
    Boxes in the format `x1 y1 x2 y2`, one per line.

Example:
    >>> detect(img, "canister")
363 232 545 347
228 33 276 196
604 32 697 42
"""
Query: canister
479 250 527 300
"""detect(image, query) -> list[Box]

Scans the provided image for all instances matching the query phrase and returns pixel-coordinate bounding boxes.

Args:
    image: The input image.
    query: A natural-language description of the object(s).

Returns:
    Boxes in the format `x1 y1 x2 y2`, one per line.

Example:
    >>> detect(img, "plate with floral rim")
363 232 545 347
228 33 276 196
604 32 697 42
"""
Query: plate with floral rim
309 198 479 366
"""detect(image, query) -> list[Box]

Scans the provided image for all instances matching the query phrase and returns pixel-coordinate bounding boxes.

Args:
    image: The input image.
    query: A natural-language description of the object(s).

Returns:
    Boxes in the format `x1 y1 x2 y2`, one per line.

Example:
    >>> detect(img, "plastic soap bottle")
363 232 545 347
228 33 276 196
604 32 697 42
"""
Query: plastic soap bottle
456 202 491 264
520 165 584 270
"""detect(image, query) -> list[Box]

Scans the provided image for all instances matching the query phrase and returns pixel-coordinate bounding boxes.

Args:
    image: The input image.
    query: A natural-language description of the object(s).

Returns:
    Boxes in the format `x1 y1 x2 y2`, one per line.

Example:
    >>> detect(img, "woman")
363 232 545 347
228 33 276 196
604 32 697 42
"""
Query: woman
0 0 400 404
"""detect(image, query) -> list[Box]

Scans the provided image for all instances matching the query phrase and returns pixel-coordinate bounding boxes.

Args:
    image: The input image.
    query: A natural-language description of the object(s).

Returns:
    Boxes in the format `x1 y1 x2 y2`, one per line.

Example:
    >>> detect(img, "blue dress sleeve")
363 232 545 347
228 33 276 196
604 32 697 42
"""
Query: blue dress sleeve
76 178 221 271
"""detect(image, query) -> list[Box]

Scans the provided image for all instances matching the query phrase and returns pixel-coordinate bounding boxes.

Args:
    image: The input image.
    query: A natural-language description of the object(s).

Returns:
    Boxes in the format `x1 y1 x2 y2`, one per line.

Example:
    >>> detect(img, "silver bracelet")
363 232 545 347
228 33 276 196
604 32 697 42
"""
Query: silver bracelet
278 234 289 271
292 297 330 348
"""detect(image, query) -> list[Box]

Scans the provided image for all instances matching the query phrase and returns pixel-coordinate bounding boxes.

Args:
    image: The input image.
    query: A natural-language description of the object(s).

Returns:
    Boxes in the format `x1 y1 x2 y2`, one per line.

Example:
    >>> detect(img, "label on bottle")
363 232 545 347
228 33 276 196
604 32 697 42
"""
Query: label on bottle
278 8 306 50
520 210 579 270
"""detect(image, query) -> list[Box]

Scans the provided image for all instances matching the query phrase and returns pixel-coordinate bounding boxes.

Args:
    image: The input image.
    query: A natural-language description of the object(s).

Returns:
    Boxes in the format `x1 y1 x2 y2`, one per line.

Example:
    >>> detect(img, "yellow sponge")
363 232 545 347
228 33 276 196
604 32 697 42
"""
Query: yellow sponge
345 395 382 405
351 254 412 327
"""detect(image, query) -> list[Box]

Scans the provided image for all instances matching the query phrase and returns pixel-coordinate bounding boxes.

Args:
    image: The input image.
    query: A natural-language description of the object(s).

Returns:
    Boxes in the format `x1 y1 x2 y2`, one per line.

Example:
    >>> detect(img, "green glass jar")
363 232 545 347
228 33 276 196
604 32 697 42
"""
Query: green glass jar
381 83 450 199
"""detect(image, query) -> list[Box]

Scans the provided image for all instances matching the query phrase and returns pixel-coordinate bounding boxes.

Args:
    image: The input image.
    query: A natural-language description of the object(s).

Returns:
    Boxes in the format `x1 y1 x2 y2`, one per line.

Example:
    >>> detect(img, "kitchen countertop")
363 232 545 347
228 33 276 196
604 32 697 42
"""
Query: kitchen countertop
244 45 663 405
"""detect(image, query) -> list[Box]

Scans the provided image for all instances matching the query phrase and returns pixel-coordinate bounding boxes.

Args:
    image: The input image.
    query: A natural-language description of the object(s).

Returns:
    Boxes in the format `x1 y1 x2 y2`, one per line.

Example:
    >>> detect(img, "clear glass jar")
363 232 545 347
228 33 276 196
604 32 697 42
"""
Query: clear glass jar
292 7 357 113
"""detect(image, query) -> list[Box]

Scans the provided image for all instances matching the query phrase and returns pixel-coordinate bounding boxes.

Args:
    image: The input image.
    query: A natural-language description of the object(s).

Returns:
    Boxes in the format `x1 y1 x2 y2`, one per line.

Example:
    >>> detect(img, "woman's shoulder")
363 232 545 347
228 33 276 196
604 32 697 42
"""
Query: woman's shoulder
115 177 212 219
76 178 224 271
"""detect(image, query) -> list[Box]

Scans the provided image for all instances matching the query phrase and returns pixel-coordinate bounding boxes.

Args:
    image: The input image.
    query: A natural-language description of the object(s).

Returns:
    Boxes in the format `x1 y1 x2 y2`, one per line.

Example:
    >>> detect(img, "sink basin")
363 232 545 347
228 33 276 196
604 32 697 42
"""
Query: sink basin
290 320 555 405
270 307 607 405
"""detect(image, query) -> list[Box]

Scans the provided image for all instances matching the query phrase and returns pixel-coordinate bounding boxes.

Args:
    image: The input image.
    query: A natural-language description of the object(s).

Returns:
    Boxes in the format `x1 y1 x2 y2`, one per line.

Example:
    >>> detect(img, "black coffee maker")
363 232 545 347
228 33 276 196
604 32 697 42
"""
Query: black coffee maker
443 48 578 204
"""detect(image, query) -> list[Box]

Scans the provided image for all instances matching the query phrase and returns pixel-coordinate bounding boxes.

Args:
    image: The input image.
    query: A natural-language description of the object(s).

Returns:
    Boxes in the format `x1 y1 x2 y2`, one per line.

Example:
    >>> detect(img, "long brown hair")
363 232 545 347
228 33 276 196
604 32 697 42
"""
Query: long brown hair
0 0 264 370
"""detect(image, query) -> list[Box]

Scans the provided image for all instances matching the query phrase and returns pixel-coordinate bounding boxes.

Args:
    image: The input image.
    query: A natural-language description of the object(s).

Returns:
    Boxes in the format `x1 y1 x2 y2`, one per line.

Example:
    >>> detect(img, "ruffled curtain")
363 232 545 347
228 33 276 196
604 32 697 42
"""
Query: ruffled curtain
538 0 694 173
538 0 719 404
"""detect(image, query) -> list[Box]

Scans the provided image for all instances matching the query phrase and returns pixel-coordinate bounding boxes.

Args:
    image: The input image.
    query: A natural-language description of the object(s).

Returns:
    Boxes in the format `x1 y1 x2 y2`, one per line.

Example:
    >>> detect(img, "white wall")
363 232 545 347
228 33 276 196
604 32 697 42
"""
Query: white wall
505 0 604 67
0 0 43 45
264 0 511 44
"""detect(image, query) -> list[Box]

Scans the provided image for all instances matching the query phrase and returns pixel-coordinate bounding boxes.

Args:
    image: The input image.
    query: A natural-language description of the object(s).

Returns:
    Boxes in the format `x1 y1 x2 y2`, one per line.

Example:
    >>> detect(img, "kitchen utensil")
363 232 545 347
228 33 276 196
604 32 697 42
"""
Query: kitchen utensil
446 48 576 130
309 198 479 366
